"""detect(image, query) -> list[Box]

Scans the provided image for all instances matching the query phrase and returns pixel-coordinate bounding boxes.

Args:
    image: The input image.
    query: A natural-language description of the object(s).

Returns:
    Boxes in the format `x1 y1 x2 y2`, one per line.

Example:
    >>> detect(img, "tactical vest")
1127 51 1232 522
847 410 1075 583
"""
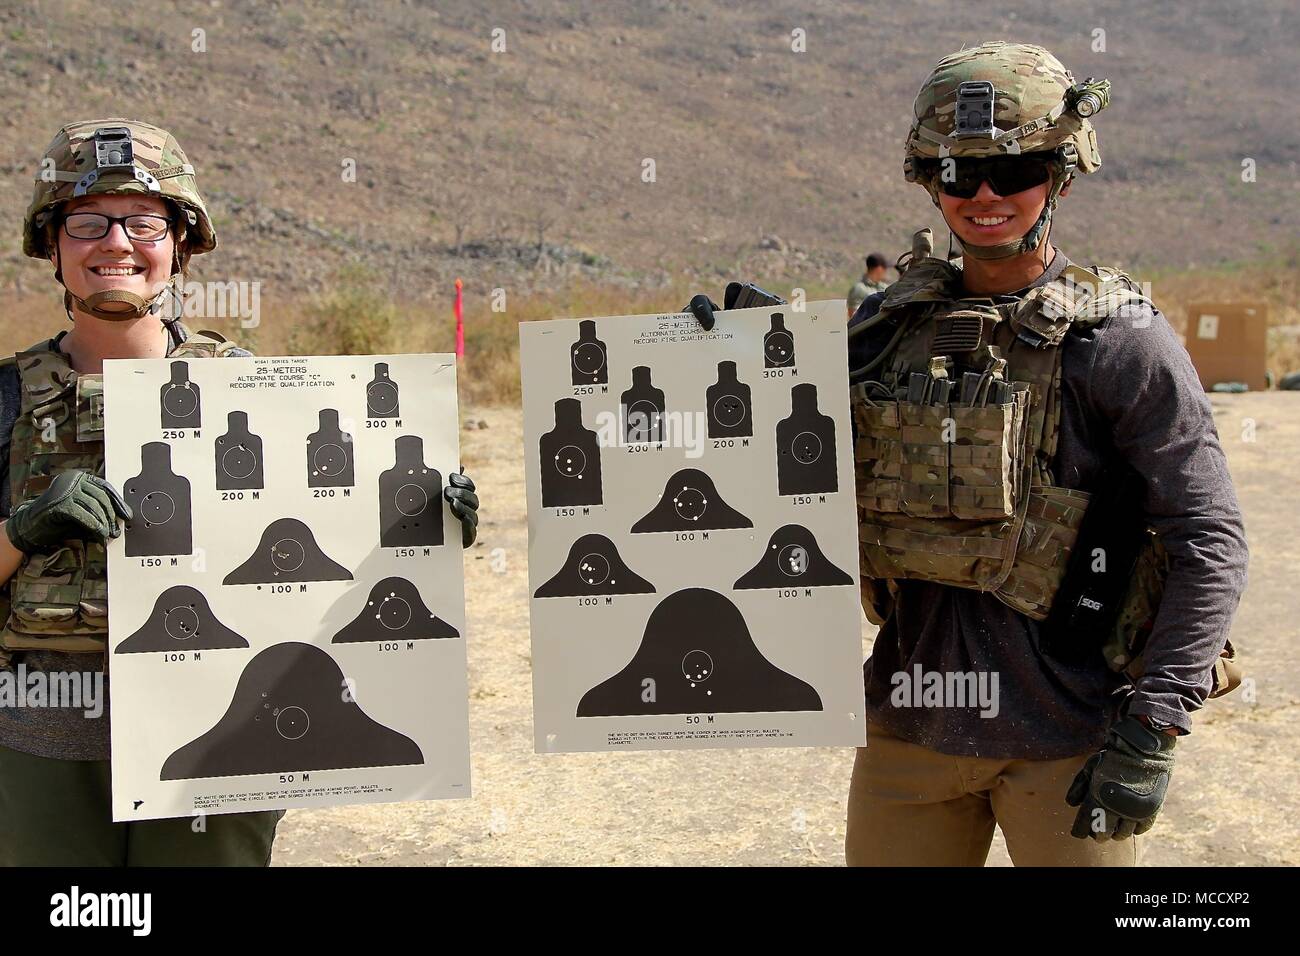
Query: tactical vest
852 253 1151 624
0 330 240 657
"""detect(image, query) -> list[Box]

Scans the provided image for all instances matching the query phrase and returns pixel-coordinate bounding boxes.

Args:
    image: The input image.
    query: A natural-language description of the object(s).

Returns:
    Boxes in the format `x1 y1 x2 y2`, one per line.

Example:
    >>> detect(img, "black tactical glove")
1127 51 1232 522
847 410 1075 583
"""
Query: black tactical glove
683 282 788 331
684 294 722 332
5 470 133 554
1066 715 1177 841
444 468 479 549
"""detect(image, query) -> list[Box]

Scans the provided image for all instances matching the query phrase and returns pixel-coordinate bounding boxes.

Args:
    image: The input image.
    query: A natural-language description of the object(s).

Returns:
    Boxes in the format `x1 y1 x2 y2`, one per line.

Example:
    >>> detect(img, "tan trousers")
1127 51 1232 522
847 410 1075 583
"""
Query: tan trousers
845 722 1139 866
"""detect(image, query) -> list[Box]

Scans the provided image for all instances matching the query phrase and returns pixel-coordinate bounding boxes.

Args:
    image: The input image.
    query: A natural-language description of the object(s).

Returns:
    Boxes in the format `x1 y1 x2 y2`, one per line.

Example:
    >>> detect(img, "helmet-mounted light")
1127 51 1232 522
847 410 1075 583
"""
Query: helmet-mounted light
1067 78 1110 119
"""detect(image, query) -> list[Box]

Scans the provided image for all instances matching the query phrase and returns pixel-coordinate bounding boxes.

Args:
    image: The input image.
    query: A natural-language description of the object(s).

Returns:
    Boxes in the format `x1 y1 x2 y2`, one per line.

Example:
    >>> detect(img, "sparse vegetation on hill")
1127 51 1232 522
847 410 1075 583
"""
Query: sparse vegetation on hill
0 0 1295 308
4 255 1297 408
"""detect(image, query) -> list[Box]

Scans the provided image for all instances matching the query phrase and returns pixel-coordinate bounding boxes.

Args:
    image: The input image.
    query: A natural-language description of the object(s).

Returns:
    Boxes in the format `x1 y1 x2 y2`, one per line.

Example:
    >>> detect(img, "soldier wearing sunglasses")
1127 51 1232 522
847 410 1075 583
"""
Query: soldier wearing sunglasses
686 42 1247 866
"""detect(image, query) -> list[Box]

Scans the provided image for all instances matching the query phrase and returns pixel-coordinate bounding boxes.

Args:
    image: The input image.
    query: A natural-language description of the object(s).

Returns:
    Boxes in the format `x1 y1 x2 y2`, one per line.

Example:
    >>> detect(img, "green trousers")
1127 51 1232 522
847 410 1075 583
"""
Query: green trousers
0 743 284 866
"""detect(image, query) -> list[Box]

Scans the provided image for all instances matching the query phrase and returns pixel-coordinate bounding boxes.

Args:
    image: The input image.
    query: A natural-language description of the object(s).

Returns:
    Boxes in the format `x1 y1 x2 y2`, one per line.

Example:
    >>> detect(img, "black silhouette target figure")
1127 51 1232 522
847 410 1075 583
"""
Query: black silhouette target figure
380 435 444 547
366 363 400 418
577 589 822 716
734 524 854 590
307 409 355 487
631 468 752 533
539 398 603 507
160 360 201 429
332 577 459 643
621 366 666 444
707 361 753 438
776 383 839 495
534 534 655 598
160 642 423 779
115 586 248 654
124 442 192 556
223 518 352 585
570 319 608 386
763 313 796 369
215 411 264 490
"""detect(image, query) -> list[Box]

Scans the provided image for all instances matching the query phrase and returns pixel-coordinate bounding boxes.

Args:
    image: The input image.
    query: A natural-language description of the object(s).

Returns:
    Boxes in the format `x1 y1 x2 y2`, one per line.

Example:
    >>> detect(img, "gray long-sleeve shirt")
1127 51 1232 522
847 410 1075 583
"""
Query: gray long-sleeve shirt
848 252 1249 759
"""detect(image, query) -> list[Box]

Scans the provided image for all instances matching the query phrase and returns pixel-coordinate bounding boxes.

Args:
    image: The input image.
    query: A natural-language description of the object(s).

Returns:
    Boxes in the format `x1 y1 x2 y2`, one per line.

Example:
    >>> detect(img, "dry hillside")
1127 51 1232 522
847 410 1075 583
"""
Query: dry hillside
0 0 1296 314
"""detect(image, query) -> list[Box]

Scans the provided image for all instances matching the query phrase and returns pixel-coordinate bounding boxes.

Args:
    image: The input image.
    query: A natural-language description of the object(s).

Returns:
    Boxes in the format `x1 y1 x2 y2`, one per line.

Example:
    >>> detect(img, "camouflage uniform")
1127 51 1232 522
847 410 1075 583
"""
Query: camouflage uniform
0 119 282 866
847 277 890 318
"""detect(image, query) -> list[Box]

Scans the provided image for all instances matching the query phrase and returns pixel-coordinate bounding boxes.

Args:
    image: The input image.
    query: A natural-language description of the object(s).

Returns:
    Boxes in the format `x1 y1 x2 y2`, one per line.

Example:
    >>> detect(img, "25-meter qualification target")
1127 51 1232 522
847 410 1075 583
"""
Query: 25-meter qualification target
105 352 471 821
521 302 864 754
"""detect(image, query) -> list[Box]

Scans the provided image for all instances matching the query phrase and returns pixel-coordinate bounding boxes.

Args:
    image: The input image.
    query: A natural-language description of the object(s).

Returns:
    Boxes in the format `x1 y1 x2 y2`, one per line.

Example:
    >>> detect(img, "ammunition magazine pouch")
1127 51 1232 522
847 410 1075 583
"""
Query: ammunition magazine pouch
852 249 1241 698
1 330 239 660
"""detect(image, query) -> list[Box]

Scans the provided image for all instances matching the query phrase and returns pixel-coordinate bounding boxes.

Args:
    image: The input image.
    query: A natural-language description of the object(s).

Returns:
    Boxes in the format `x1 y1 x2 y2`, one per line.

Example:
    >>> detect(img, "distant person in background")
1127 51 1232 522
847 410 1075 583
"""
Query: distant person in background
847 253 890 319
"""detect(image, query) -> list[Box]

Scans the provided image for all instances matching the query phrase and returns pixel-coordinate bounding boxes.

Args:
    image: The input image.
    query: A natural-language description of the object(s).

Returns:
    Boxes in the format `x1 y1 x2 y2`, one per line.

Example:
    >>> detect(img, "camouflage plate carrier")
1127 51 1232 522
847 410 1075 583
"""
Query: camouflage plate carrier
852 234 1239 697
0 331 240 658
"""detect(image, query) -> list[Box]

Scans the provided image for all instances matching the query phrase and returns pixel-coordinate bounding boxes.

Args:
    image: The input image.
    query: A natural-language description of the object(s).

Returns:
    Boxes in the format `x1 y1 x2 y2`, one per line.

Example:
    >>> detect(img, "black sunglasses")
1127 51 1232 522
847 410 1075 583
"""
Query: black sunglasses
924 156 1054 199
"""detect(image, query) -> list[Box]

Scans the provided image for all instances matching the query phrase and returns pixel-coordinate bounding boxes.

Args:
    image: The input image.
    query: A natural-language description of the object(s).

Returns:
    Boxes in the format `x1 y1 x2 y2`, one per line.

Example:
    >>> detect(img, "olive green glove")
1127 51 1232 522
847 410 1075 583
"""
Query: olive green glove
1066 715 1176 841
5 470 132 555
443 469 479 549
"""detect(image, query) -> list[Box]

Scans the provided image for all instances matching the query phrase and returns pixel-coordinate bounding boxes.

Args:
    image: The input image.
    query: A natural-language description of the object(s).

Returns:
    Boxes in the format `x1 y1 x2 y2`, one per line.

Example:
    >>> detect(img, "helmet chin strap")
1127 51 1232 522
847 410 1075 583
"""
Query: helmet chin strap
957 203 1054 260
58 246 185 322
64 287 168 320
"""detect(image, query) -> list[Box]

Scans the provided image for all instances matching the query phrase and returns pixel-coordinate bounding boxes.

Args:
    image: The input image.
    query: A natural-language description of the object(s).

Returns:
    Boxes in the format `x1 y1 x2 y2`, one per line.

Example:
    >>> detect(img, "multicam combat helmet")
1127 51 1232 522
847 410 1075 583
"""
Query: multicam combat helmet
23 119 216 319
903 41 1110 259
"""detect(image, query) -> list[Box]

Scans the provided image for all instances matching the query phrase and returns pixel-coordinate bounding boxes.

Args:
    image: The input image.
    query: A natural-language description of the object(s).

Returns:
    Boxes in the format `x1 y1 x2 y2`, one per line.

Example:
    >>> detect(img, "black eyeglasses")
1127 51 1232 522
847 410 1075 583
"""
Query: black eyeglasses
61 212 173 242
924 156 1054 199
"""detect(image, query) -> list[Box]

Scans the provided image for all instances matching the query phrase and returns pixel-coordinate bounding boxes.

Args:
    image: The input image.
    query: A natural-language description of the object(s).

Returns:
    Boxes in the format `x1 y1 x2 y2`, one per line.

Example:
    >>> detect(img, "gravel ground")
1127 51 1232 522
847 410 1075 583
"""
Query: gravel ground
272 393 1299 866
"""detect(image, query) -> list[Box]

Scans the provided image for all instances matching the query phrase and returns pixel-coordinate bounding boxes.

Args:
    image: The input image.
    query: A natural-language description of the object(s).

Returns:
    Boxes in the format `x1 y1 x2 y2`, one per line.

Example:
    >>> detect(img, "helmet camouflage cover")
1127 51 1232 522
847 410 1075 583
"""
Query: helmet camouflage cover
905 41 1105 170
23 118 216 261
903 42 1111 258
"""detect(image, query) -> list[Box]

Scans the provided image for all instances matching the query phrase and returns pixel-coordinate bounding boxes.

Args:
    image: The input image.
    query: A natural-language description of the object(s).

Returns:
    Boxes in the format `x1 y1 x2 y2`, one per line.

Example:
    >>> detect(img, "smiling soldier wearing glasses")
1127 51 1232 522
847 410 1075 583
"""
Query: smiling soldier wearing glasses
0 119 480 866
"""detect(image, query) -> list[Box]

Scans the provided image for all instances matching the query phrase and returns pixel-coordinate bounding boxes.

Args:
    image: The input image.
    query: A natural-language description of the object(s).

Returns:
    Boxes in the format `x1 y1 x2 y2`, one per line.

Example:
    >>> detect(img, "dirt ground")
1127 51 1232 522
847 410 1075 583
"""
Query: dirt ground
272 393 1299 866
